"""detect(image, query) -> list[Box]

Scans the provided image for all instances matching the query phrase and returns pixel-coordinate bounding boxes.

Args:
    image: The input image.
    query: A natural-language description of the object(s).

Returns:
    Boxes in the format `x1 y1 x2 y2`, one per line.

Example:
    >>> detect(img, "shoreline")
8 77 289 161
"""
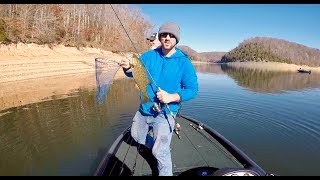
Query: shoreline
225 61 320 73
1 43 319 84
1 43 320 111
192 61 320 73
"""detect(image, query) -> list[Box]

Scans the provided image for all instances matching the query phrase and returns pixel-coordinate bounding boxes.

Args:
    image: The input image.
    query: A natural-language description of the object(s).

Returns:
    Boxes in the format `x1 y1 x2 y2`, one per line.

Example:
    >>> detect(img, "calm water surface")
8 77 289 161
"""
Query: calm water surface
0 64 319 176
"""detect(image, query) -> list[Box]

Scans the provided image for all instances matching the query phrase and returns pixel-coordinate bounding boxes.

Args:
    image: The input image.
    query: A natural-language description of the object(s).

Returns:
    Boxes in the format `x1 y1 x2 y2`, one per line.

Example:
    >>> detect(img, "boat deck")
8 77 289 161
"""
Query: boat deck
99 115 244 176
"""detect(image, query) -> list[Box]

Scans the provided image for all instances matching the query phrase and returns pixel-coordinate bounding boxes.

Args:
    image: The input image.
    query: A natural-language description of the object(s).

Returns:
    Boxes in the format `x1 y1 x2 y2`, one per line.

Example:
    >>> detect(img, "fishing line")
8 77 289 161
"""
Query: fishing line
110 4 161 90
110 4 180 138
110 4 140 54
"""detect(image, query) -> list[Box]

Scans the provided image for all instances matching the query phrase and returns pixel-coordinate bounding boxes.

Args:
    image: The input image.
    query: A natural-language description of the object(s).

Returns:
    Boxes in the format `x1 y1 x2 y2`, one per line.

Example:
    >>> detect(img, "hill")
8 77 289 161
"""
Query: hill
199 51 226 62
178 45 226 62
220 37 320 67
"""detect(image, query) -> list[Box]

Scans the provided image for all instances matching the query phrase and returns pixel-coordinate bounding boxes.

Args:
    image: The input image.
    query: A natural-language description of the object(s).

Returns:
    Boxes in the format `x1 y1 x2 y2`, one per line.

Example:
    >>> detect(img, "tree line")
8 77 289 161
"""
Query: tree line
220 37 320 67
2 5 318 67
0 4 154 52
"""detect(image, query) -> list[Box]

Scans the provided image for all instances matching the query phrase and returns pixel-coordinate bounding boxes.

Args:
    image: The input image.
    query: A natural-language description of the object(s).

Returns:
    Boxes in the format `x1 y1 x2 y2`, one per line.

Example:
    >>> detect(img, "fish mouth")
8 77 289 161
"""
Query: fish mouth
129 60 135 67
130 55 139 67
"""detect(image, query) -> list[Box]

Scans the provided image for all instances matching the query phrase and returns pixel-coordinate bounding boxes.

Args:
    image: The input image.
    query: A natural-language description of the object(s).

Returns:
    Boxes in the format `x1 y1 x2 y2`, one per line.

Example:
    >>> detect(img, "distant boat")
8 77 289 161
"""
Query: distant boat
297 68 311 74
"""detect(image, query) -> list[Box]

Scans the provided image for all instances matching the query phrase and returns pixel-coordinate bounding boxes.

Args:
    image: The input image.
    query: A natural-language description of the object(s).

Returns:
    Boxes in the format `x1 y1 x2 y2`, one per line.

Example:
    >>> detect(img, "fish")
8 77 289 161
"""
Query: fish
130 54 151 104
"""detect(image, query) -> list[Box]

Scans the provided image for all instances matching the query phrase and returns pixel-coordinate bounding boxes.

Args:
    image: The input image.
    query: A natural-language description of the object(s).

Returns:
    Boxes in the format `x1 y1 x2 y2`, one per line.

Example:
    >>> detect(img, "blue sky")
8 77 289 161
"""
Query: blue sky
132 4 320 52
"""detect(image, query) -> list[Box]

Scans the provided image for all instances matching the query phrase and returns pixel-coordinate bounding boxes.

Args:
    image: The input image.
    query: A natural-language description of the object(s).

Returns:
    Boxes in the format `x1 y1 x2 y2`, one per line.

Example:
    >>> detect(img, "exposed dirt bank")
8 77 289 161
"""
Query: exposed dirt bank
0 43 127 83
0 43 127 111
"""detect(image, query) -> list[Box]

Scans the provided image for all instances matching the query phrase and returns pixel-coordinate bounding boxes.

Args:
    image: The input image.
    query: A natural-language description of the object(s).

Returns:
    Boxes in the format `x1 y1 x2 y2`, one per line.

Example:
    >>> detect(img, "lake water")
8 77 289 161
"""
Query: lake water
0 63 319 176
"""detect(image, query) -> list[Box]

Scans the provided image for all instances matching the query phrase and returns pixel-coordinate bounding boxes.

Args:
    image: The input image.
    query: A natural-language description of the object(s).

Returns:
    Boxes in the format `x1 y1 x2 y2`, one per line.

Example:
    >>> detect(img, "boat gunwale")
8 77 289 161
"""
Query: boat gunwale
94 114 268 176
179 114 267 176
94 128 128 176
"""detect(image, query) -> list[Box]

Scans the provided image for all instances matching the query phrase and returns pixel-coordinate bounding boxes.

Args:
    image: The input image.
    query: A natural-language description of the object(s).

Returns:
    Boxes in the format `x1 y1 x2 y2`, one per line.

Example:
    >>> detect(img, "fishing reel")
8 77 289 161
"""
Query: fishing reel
152 102 163 114
153 102 182 139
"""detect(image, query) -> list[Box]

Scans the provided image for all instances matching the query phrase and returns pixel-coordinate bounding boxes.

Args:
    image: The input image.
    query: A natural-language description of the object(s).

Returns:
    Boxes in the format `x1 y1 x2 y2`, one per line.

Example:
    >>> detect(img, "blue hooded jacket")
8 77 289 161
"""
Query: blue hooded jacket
124 47 198 116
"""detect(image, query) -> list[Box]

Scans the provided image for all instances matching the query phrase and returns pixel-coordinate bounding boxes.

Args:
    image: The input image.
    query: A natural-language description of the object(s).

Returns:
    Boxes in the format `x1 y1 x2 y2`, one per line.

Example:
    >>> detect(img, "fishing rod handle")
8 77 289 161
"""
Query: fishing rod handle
157 87 176 119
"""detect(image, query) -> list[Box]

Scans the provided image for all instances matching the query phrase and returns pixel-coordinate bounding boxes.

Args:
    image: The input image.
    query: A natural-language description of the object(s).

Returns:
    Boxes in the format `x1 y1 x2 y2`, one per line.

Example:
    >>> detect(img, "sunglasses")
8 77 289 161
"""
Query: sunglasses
160 33 175 38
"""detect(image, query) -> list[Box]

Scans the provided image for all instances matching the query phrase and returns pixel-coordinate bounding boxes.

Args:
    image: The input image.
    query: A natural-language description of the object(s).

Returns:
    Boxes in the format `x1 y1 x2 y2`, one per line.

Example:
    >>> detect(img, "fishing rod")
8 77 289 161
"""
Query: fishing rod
109 4 179 124
109 5 160 88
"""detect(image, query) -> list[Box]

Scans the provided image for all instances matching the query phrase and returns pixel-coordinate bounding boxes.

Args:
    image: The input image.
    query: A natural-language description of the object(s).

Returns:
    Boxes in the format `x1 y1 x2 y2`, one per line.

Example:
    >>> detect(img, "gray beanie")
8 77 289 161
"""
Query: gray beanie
158 22 180 43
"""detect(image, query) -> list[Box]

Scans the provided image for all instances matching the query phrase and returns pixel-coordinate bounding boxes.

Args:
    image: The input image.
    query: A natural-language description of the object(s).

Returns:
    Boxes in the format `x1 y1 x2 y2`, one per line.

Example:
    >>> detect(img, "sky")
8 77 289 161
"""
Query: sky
132 4 320 52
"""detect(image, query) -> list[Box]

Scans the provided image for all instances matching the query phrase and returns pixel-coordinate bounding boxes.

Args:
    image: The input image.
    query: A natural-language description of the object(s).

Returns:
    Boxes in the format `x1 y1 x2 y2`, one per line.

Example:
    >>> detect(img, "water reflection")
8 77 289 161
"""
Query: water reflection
1 63 320 176
193 63 224 74
0 77 139 175
0 73 97 111
194 63 320 93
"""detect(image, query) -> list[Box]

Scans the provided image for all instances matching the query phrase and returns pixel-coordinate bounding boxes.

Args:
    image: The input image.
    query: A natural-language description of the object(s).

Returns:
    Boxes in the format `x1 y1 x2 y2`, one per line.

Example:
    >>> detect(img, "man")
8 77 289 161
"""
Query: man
146 32 161 49
120 22 198 176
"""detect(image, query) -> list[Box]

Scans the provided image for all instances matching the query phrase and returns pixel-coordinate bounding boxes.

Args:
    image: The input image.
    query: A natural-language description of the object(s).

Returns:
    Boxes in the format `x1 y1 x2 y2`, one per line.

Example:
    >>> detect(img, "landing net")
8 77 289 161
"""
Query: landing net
95 57 121 104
